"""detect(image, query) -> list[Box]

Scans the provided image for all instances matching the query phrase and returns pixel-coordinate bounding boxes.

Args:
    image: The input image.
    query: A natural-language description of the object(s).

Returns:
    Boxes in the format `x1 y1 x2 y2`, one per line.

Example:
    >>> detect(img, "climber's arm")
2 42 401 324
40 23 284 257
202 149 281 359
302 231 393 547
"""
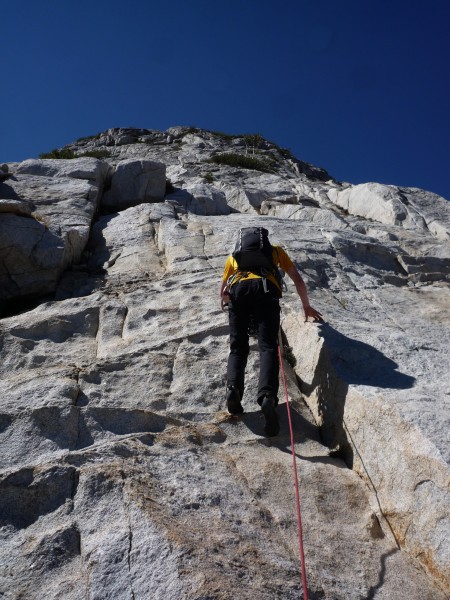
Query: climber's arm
286 266 324 323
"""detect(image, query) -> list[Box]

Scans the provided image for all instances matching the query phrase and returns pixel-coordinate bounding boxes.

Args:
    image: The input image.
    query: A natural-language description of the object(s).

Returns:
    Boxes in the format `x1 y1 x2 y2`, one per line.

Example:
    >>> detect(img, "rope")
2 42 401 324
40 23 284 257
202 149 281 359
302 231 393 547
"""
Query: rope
278 332 309 600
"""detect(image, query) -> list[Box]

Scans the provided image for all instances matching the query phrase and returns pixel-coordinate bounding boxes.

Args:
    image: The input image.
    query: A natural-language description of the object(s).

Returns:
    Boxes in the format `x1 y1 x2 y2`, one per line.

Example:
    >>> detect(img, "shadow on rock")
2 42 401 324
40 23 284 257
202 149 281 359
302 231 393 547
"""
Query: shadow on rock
241 403 350 470
300 323 416 467
318 323 416 389
366 549 399 600
0 181 20 200
0 466 78 530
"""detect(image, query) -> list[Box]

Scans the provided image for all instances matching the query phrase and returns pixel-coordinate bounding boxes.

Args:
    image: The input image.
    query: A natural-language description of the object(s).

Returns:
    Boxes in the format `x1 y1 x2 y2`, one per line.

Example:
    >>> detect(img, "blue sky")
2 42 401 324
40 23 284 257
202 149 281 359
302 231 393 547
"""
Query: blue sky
2 0 449 199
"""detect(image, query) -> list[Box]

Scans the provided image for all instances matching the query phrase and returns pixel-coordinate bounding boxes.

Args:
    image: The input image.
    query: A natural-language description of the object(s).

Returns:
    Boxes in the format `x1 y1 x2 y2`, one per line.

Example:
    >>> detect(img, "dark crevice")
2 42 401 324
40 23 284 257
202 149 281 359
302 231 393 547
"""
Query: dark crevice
98 198 166 217
120 304 129 340
0 292 56 320
127 526 135 600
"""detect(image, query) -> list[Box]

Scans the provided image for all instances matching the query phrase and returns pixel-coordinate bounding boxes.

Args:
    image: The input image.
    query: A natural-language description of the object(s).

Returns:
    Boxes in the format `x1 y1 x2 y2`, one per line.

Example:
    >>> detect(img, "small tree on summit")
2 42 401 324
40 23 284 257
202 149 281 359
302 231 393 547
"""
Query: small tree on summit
244 133 264 157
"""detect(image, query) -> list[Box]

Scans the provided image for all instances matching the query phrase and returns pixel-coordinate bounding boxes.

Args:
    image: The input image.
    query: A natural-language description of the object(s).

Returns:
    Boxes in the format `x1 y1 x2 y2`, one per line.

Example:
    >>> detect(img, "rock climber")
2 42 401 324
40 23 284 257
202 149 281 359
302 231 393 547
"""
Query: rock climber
220 227 323 437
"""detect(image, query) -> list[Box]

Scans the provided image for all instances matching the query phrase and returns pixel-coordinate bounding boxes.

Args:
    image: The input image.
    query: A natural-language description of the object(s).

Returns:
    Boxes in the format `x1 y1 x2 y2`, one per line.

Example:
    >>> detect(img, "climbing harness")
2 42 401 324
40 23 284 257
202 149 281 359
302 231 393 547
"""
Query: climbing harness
278 329 309 600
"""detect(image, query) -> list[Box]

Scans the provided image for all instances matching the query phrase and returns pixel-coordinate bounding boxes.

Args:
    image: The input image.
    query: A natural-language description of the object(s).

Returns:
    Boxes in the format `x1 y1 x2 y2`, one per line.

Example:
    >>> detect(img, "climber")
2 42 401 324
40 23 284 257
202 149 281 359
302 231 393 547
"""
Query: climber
220 227 323 437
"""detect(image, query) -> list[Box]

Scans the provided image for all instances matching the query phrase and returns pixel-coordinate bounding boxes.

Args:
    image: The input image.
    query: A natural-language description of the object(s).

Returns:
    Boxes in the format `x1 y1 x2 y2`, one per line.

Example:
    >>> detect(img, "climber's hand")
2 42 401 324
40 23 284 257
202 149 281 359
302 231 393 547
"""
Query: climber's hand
304 306 324 323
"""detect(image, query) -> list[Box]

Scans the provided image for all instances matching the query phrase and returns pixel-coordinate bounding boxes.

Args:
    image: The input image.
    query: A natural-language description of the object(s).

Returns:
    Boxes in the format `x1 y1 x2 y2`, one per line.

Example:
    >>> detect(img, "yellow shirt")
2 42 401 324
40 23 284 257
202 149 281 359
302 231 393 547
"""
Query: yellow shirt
222 245 294 294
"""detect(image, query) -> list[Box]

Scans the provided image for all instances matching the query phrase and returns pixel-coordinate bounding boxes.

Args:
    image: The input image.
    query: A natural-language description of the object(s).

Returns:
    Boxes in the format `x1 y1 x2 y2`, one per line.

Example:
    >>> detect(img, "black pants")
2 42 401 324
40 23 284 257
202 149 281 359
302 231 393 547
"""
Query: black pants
227 279 280 403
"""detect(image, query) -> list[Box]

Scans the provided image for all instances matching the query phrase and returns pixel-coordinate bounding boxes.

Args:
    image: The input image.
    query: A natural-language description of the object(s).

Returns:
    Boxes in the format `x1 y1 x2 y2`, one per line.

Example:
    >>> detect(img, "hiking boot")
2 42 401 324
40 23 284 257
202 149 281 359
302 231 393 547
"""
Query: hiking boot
226 386 244 415
261 395 279 437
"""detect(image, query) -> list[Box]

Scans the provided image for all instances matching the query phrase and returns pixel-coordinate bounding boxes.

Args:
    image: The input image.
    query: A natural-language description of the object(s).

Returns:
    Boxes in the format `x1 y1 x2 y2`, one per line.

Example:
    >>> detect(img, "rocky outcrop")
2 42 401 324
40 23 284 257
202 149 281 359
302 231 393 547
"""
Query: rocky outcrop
166 183 230 216
101 158 166 212
0 158 110 307
0 213 65 303
327 182 450 240
0 127 449 599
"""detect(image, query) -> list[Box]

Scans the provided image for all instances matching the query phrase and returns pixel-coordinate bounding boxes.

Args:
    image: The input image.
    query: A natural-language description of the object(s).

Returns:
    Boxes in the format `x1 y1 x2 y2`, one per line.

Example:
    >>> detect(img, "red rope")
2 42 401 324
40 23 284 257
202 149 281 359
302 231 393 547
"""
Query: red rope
278 341 309 600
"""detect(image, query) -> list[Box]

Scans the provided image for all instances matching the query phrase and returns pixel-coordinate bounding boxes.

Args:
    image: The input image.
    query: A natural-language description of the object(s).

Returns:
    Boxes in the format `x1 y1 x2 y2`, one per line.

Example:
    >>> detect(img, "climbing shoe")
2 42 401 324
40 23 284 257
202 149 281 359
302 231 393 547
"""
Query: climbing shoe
261 395 279 437
226 386 244 415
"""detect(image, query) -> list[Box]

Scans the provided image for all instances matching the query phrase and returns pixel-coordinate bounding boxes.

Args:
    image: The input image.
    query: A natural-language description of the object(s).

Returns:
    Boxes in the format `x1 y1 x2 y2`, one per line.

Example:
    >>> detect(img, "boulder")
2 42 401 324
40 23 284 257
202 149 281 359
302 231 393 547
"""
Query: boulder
0 159 109 305
220 174 297 213
101 158 166 211
166 183 230 216
15 157 111 187
0 214 64 303
87 203 172 279
327 182 450 239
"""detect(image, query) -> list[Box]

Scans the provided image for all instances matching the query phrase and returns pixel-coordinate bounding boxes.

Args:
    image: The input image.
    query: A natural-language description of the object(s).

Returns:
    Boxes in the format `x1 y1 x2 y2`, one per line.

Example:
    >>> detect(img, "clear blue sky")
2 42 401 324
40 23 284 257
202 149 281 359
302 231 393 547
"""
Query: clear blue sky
2 0 449 199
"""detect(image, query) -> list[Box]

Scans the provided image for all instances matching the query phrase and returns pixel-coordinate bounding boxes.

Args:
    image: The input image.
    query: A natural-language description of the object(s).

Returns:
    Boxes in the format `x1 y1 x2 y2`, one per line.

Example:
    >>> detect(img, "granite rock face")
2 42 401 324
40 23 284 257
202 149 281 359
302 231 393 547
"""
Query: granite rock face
0 128 449 599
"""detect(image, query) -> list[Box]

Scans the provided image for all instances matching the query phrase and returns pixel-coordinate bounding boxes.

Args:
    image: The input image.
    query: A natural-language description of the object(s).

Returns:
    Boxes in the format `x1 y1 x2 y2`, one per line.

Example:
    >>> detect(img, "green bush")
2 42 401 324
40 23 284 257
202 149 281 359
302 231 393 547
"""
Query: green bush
203 171 214 183
209 130 240 141
39 148 110 160
39 148 75 159
207 152 275 173
76 133 101 143
278 147 294 159
79 150 110 159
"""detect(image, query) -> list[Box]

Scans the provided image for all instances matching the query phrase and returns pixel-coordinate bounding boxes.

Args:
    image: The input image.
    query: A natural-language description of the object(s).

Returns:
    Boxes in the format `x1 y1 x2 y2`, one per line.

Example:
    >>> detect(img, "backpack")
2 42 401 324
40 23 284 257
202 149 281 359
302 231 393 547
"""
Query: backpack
232 227 275 273
231 227 285 295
